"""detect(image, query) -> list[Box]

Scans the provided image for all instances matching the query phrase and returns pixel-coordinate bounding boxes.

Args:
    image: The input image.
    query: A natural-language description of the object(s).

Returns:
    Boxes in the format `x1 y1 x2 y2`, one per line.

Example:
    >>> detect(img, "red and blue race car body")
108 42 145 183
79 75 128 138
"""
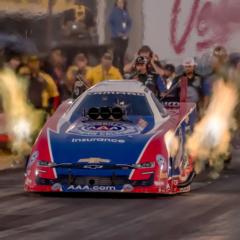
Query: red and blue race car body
24 80 195 194
0 113 9 144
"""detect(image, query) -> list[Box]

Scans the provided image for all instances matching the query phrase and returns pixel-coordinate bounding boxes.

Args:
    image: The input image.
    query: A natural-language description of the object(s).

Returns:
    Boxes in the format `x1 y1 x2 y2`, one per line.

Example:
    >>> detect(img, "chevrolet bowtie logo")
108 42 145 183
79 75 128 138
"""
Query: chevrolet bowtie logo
83 165 103 169
78 158 111 164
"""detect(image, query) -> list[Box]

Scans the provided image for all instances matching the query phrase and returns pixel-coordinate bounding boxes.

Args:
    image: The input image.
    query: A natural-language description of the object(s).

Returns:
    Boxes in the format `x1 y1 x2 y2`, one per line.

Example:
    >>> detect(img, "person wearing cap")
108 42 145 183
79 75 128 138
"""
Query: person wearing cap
167 58 204 129
86 52 122 86
19 56 60 113
129 56 162 98
173 57 204 104
66 53 91 98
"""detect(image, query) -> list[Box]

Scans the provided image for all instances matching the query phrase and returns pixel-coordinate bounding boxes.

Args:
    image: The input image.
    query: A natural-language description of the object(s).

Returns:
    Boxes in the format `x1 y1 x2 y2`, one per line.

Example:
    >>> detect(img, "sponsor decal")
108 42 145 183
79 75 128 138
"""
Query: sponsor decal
67 185 116 191
51 183 62 191
90 91 144 96
72 138 125 144
157 155 168 178
137 118 148 130
154 180 165 187
68 122 141 137
156 154 165 165
28 151 39 167
78 157 111 164
122 184 134 192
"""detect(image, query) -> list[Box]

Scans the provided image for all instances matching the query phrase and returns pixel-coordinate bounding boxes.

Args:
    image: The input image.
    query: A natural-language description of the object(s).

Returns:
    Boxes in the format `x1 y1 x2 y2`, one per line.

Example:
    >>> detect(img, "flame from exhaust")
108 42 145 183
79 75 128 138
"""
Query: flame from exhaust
0 68 44 156
186 79 238 174
165 130 179 158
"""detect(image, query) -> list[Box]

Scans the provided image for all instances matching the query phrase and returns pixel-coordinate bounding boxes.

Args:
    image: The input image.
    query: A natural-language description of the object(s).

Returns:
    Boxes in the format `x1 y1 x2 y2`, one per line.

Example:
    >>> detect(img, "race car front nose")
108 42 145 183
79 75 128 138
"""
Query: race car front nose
35 173 155 187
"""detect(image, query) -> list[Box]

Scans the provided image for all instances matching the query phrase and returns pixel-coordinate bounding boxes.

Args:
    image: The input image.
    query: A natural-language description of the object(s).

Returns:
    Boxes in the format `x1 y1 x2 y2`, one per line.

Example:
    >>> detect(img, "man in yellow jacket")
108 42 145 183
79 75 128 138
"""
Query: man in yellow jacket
19 56 60 112
86 52 122 86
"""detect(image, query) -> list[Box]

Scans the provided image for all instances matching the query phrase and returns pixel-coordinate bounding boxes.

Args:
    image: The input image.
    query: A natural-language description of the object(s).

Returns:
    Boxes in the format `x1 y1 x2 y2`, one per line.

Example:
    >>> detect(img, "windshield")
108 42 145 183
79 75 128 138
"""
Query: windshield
71 92 153 121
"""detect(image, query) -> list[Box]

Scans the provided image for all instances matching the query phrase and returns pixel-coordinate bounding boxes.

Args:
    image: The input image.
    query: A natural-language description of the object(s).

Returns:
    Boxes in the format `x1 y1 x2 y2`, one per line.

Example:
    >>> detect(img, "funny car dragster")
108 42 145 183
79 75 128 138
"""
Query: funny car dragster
25 80 196 194
0 98 9 145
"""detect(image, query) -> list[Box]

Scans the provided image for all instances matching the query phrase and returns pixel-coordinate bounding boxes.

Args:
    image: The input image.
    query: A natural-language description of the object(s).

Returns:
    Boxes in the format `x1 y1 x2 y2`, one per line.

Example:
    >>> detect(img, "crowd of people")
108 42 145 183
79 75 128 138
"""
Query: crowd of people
1 43 234 119
2 47 121 113
1 0 239 126
0 0 236 122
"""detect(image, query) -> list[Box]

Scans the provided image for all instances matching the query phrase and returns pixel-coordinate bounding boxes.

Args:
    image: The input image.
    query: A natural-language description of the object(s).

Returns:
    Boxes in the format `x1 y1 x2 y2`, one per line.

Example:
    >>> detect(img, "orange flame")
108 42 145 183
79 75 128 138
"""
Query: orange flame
187 79 238 173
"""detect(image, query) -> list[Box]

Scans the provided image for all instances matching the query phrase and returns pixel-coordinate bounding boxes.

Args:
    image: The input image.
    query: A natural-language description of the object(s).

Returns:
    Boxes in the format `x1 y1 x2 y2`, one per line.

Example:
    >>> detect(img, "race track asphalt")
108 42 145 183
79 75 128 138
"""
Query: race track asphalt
0 153 239 240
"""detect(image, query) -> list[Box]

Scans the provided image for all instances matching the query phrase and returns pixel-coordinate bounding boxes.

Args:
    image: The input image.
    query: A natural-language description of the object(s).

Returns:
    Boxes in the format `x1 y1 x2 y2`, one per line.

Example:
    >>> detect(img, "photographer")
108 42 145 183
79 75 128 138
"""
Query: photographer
129 56 163 98
66 53 91 98
124 45 164 76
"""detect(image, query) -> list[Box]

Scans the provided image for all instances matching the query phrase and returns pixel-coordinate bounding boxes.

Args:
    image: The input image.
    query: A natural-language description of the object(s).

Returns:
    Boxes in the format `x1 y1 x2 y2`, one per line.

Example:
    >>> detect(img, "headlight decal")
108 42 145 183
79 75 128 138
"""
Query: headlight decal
134 162 155 169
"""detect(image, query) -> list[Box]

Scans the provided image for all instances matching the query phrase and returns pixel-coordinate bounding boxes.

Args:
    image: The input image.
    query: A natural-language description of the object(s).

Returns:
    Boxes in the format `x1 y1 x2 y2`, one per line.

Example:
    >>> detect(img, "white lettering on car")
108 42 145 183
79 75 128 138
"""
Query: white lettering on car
67 185 116 191
72 138 125 143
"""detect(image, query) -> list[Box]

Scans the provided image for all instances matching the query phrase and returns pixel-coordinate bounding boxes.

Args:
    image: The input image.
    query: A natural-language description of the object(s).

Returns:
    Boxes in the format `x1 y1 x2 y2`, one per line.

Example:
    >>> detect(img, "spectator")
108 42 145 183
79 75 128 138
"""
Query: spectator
163 64 176 90
173 58 204 104
20 56 60 113
159 64 179 101
66 53 91 99
18 66 45 110
4 50 21 72
62 3 95 39
130 56 162 98
86 52 122 85
124 45 164 76
211 46 229 78
203 46 229 108
151 57 204 129
44 48 68 101
108 0 132 72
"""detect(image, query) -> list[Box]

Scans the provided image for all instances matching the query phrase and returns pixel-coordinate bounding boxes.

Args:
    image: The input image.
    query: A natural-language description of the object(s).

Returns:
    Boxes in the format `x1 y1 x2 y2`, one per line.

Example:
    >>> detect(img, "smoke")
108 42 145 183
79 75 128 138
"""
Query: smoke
0 68 44 158
186 79 238 176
